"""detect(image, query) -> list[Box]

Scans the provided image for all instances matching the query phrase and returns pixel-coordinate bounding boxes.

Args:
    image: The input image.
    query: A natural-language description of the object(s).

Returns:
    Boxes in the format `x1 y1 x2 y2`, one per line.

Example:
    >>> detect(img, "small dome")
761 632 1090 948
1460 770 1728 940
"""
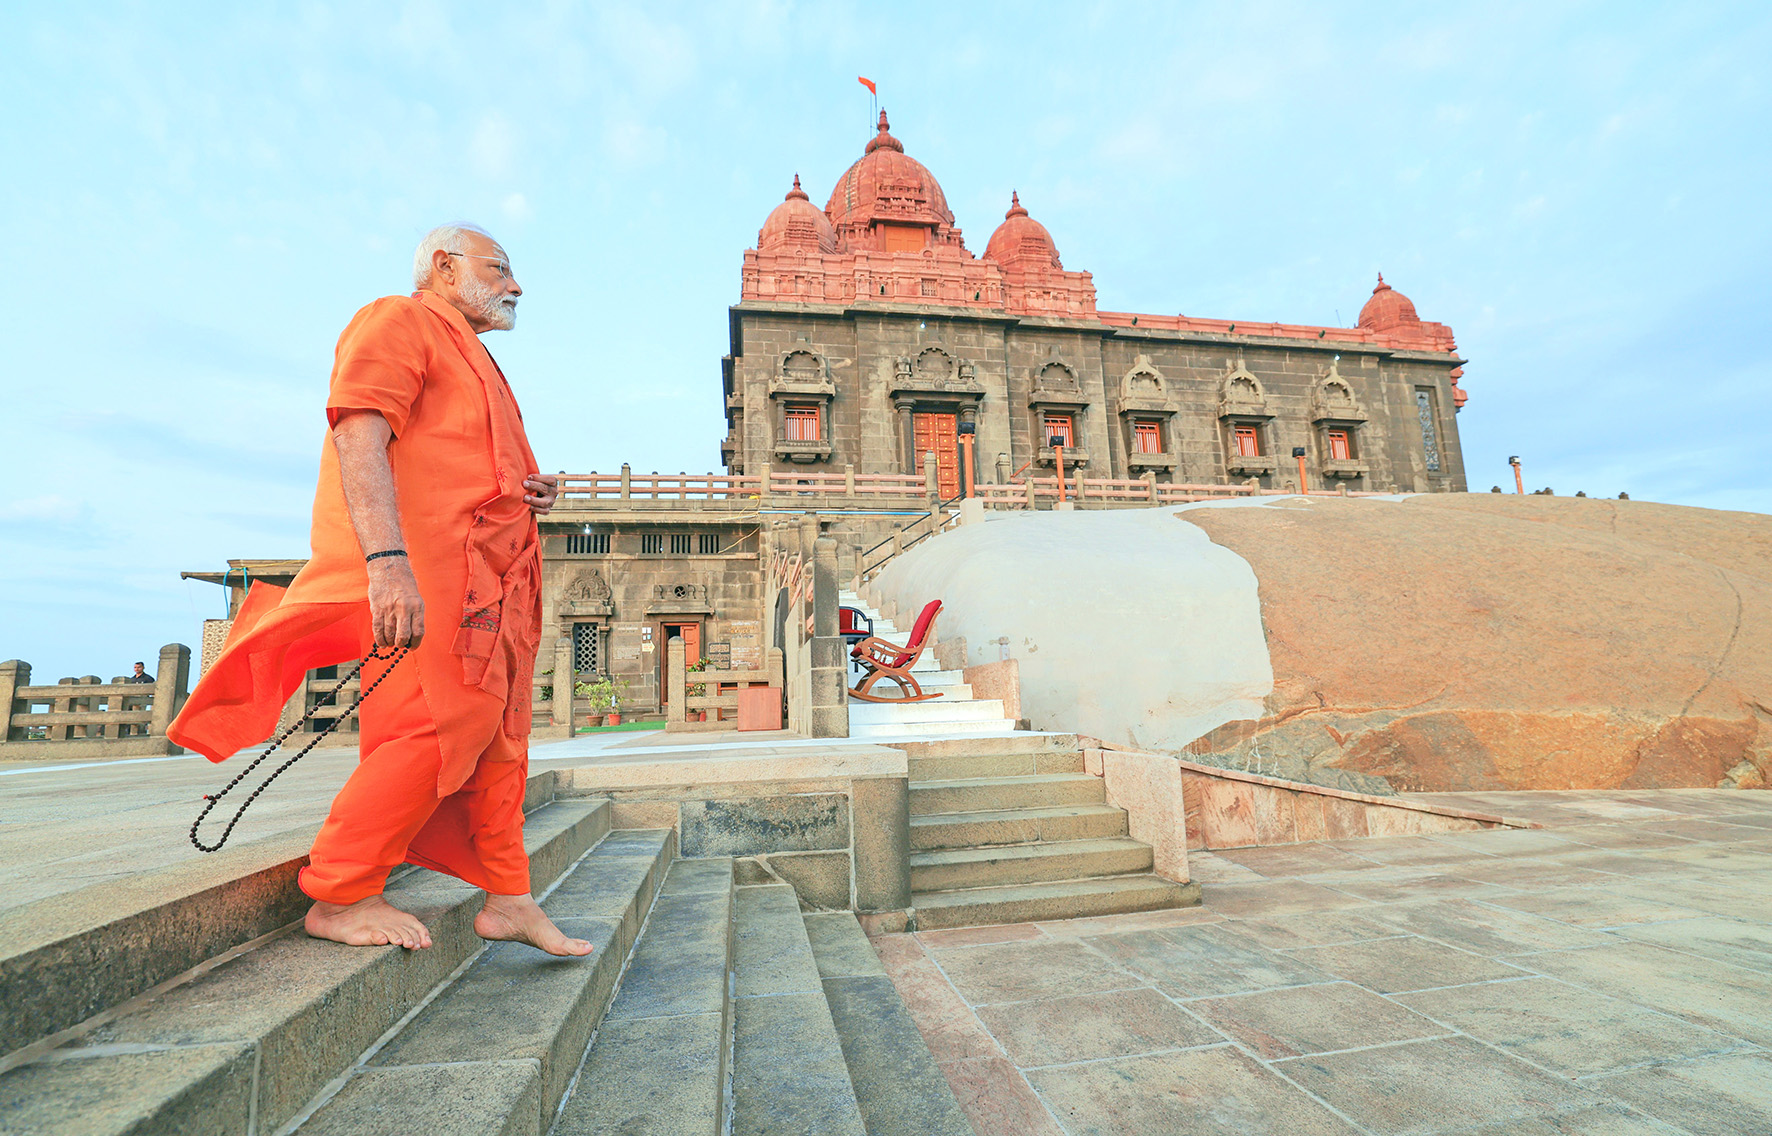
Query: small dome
1357 273 1421 331
825 110 957 244
758 175 838 254
983 192 1062 268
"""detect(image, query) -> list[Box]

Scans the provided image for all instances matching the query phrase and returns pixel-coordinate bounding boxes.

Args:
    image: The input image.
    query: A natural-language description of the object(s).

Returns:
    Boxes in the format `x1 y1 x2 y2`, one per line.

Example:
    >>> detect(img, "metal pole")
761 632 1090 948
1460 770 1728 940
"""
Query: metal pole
1510 456 1524 495
1293 447 1309 494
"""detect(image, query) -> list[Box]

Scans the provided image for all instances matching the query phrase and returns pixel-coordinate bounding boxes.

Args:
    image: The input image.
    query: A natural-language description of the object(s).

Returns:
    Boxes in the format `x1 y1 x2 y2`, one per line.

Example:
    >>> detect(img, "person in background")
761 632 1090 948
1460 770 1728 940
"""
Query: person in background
126 662 153 684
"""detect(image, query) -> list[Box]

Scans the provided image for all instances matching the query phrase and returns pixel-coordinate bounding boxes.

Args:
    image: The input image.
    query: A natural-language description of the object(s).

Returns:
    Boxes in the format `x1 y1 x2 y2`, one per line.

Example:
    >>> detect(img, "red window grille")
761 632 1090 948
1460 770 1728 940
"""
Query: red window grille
1234 426 1262 457
1133 420 1162 454
1044 413 1074 447
1328 429 1352 460
785 405 821 442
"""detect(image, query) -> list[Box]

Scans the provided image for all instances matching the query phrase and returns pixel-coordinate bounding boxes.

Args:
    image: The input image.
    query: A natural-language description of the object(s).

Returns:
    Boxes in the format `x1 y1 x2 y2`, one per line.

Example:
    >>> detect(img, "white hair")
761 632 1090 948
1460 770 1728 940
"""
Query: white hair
412 223 496 289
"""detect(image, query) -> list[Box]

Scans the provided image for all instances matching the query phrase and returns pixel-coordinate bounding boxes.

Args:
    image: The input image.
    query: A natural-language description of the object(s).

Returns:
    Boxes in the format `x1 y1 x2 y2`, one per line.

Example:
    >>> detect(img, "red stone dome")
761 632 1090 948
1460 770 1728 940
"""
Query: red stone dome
983 192 1062 268
758 175 839 253
1357 274 1421 331
825 110 960 250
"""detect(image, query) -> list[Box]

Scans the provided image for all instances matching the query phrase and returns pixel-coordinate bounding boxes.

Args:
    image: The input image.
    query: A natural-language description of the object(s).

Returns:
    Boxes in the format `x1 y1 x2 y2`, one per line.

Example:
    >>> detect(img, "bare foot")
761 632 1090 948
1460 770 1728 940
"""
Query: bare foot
305 895 433 949
475 893 593 957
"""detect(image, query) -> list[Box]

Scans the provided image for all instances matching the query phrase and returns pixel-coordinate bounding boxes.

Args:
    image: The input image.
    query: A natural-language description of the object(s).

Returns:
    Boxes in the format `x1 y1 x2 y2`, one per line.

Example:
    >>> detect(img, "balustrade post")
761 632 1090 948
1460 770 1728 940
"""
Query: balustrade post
149 644 192 747
553 635 576 731
923 450 939 503
995 452 1010 484
808 536 850 738
620 462 632 500
844 463 856 497
667 638 687 726
0 659 24 746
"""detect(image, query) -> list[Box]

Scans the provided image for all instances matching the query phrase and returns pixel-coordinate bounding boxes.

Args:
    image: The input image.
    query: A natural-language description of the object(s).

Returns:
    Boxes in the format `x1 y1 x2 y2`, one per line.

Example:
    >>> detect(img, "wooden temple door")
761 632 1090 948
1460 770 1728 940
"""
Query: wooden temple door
912 411 961 499
660 622 701 709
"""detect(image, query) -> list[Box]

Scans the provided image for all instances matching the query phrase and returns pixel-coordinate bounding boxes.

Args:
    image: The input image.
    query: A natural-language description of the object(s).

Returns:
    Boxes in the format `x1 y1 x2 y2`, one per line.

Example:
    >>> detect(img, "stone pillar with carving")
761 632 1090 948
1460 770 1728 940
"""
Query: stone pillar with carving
894 394 917 475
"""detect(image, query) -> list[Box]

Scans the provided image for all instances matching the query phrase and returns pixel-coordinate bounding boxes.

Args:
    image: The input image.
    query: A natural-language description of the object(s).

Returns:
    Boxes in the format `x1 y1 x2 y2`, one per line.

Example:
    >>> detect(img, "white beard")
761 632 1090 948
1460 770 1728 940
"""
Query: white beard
458 270 517 330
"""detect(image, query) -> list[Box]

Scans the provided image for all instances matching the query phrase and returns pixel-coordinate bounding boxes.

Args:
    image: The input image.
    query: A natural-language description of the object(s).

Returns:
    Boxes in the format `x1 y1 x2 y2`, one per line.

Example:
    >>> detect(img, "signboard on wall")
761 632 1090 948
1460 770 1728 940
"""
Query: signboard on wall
727 619 762 671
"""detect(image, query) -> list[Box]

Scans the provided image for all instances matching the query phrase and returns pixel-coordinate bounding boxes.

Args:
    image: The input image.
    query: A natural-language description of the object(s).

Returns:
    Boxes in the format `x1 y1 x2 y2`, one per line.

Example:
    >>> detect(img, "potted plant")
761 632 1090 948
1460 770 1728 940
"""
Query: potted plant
686 659 710 721
575 676 628 728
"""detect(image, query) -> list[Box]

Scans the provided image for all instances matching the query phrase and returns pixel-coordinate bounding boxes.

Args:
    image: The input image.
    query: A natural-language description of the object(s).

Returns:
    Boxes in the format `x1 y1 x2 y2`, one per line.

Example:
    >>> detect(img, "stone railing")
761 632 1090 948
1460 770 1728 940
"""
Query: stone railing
664 640 785 734
0 644 192 760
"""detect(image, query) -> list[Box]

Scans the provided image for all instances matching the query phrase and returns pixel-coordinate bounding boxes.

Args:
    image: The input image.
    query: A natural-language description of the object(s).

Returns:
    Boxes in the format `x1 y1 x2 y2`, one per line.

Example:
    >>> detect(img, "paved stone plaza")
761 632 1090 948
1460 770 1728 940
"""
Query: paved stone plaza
874 789 1772 1136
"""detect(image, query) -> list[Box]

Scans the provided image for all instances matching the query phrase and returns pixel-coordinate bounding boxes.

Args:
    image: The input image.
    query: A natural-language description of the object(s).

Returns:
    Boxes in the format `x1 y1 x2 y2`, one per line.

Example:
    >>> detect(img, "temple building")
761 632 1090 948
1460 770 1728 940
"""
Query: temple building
723 111 1468 496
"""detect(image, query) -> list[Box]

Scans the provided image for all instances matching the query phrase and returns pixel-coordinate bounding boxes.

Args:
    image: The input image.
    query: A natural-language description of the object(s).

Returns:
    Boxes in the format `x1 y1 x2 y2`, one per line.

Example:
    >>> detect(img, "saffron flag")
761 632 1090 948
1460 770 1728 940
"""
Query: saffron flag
858 76 876 94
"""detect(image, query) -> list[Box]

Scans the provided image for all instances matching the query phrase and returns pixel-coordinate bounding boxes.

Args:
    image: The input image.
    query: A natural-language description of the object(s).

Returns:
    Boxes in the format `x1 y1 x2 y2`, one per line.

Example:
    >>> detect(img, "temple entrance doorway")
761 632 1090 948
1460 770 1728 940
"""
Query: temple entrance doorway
659 621 702 710
912 411 961 498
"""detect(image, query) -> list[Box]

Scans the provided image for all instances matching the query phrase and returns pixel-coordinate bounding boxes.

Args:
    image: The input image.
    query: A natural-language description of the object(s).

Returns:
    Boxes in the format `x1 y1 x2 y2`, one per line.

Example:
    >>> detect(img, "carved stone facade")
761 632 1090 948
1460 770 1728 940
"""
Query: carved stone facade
725 115 1468 494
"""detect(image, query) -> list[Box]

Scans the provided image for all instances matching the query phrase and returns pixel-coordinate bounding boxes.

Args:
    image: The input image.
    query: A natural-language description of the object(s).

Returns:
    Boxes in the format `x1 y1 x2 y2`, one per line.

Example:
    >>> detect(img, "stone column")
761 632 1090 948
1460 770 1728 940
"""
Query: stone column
894 397 917 474
851 774 910 913
149 643 192 751
995 452 1011 485
666 638 687 726
922 449 939 504
552 634 576 730
808 536 850 738
0 660 26 747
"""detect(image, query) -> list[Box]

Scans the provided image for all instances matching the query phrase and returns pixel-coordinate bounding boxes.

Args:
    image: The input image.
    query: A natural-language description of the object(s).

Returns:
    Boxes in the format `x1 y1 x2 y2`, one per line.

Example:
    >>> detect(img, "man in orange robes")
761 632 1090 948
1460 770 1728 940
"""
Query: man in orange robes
171 224 590 956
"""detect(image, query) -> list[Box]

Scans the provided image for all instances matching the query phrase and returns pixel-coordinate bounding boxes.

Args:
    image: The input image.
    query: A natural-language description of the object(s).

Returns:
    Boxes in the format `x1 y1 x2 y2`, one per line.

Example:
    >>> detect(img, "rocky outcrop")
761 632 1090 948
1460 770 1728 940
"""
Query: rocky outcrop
1181 495 1772 791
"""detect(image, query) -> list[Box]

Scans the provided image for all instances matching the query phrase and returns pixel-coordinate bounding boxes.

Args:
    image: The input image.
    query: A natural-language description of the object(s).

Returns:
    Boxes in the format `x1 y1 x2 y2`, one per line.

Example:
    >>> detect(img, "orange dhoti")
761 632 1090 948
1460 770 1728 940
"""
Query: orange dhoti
298 647 532 904
171 289 545 906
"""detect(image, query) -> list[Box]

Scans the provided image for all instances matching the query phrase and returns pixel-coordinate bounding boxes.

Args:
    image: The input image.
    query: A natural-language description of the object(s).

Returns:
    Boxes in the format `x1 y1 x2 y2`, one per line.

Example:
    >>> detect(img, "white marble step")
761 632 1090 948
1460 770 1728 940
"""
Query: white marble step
850 683 972 703
847 699 1006 725
848 719 1021 739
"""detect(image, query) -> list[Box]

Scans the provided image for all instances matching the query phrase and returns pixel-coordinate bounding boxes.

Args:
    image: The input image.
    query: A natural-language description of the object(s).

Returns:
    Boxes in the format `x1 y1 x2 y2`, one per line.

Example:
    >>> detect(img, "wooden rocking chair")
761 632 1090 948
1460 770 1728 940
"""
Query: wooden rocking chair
849 599 944 703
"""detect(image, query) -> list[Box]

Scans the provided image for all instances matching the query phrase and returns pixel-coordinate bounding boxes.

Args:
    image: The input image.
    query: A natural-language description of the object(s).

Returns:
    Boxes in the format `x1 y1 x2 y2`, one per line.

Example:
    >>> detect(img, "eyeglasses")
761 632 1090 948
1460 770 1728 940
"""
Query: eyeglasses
447 251 513 279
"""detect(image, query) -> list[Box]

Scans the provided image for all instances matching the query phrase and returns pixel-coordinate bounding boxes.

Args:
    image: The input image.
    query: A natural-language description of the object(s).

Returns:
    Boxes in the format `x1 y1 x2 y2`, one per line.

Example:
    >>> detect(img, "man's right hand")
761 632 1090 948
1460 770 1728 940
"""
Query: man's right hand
368 557 425 647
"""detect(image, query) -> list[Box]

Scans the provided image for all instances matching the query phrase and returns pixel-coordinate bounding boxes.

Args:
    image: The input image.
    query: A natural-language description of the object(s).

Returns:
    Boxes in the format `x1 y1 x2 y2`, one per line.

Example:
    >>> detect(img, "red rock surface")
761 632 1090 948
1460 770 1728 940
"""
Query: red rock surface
1179 495 1772 792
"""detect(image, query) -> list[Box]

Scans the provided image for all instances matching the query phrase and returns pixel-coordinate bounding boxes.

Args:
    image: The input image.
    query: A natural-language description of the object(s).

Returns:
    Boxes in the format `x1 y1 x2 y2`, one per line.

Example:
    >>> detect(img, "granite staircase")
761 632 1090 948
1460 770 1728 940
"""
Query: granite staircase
1 801 967 1135
906 733 1199 929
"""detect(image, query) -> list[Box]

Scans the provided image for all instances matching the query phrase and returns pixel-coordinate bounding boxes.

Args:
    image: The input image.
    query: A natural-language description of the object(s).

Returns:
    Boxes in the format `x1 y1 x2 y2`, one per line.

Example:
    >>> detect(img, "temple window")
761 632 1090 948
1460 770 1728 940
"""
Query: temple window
1043 411 1075 447
670 533 693 555
1234 425 1264 457
566 532 609 555
1133 419 1164 455
572 623 601 677
1327 428 1354 460
784 404 822 442
641 534 664 555
1415 388 1442 472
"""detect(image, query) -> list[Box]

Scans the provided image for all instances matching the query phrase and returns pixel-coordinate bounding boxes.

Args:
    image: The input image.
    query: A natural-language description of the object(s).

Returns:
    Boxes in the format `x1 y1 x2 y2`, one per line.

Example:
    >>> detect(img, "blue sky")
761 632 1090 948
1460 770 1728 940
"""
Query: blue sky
3 1 1768 680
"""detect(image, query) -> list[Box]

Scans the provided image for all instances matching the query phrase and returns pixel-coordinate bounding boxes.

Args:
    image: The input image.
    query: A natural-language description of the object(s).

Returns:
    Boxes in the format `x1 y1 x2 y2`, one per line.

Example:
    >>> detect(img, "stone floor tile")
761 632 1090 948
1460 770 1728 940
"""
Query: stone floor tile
915 923 1042 949
1279 1036 1600 1135
1185 852 1268 885
1515 941 1772 1046
1324 835 1490 868
938 1055 1066 1136
1440 1103 1684 1134
1396 976 1749 1077
1193 879 1373 918
1481 887 1708 928
1590 1052 1772 1135
1088 924 1333 1000
975 987 1223 1067
1442 859 1623 892
1370 899 1612 956
1553 826 1703 852
1191 981 1446 1059
1286 936 1528 994
1707 812 1772 830
1638 845 1772 874
1616 916 1772 973
1212 843 1388 878
1318 870 1524 904
1589 874 1772 922
1632 818 1772 843
870 934 1002 1063
1427 829 1587 857
929 939 1143 1006
1028 1046 1360 1135
1225 909 1410 950
1033 905 1222 939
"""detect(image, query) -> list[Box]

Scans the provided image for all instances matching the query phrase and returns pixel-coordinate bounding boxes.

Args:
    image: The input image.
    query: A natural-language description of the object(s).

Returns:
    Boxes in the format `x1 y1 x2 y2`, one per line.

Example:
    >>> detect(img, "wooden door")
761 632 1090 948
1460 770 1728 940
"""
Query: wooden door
660 622 702 708
912 412 960 498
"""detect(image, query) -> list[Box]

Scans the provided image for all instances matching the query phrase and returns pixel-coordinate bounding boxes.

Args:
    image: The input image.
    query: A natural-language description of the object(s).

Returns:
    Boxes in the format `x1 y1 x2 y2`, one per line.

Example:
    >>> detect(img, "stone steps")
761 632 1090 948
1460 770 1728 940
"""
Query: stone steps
847 698 1007 725
910 836 1154 892
910 772 1106 815
0 798 617 1136
730 883 868 1135
299 827 676 1134
913 874 1196 930
551 857 735 1136
804 912 972 1136
901 737 1198 930
848 718 1023 740
910 803 1130 851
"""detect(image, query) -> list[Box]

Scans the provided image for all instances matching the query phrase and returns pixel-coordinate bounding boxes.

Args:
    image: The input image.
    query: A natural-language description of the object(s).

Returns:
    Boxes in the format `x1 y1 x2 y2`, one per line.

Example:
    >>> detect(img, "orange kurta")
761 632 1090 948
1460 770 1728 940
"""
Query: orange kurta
170 291 543 898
